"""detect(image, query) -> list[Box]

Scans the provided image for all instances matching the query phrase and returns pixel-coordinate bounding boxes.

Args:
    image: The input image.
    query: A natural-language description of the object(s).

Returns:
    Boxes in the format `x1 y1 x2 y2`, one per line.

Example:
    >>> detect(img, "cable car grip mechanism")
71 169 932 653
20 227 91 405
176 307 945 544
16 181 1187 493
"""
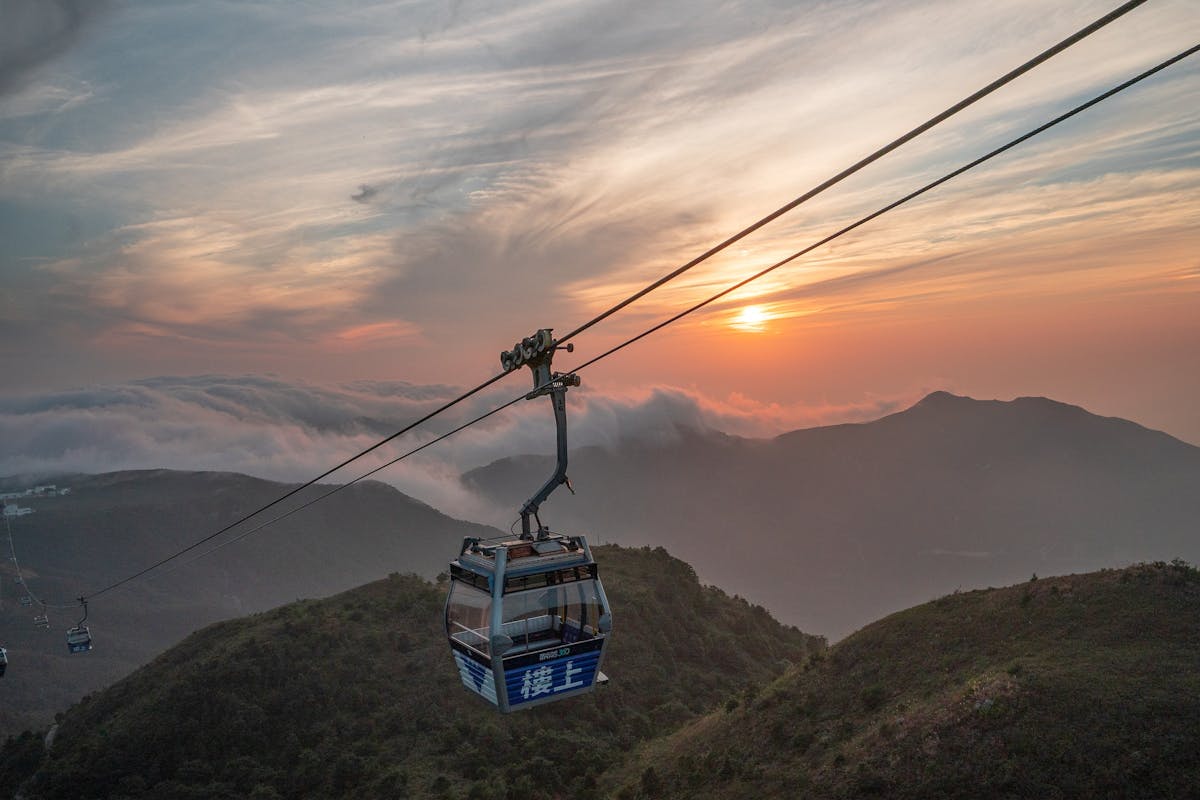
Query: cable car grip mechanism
498 328 580 541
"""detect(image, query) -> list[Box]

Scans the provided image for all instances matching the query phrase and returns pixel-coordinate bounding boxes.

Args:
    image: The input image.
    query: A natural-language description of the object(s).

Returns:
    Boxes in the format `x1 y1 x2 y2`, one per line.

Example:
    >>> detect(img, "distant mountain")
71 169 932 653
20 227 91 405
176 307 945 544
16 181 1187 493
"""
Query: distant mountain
605 560 1200 799
1 545 822 800
465 392 1200 638
0 470 498 735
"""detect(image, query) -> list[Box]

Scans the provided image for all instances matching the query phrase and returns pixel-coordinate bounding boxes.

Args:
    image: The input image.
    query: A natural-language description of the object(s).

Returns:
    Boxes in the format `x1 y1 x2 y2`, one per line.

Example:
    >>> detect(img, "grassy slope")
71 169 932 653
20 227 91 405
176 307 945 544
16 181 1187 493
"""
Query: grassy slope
0 470 497 736
2 545 821 800
605 561 1200 799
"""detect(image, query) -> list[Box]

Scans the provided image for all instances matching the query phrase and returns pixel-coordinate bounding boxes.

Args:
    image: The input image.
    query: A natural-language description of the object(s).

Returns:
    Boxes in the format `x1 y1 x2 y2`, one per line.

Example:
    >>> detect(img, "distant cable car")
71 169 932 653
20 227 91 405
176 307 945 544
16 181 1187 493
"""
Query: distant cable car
66 598 92 654
66 628 92 653
0 646 7 677
33 614 49 629
445 329 611 712
19 594 32 607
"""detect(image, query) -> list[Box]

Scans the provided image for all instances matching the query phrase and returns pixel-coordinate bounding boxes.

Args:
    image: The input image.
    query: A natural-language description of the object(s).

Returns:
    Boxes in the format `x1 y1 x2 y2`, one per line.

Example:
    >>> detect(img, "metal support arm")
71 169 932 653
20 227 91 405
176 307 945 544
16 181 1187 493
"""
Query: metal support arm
498 328 580 539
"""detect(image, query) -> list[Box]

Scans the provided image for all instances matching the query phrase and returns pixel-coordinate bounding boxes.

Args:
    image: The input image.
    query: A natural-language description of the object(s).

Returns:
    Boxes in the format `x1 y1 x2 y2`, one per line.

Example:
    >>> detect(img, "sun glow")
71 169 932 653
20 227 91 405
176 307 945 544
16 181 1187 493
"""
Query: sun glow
730 304 772 333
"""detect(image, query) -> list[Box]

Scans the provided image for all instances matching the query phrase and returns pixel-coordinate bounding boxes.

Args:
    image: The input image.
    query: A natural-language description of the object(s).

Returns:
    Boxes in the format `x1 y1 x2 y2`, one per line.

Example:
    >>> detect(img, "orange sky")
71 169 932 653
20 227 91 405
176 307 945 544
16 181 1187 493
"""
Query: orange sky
2 0 1198 454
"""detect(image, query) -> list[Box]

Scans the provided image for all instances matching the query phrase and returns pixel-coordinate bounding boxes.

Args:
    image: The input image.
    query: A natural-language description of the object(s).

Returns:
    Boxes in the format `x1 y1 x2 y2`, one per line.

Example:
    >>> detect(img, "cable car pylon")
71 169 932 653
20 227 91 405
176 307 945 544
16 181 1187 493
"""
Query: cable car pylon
443 329 612 712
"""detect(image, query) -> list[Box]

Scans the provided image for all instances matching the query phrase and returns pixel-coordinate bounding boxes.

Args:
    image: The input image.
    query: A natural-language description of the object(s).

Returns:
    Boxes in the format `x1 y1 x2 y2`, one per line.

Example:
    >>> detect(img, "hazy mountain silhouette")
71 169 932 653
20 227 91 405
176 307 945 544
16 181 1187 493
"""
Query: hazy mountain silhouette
465 392 1200 638
0 470 497 734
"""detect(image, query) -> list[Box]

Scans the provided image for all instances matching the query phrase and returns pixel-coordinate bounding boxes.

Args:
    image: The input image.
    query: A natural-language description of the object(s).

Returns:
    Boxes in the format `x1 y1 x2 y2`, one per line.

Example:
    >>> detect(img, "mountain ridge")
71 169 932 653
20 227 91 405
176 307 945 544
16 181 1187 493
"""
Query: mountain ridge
6 555 1194 799
0 469 499 735
465 392 1200 638
605 559 1200 799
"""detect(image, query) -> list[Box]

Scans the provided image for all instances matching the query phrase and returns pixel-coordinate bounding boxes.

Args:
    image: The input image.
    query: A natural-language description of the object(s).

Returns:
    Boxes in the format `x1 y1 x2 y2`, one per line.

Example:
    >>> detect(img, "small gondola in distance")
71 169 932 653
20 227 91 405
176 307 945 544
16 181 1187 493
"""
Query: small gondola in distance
66 626 92 654
67 598 93 653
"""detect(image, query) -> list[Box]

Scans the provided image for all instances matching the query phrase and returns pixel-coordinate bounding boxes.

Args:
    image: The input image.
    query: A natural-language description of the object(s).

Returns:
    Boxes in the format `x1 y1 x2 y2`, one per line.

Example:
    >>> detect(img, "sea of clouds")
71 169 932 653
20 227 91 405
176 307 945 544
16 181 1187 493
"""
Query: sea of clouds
0 375 915 522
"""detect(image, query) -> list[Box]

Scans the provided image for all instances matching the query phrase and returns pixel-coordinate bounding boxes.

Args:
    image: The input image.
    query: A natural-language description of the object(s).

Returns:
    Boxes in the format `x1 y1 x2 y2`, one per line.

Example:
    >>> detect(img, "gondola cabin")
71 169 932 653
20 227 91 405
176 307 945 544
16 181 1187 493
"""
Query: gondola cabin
0 647 7 677
445 532 611 712
66 625 92 654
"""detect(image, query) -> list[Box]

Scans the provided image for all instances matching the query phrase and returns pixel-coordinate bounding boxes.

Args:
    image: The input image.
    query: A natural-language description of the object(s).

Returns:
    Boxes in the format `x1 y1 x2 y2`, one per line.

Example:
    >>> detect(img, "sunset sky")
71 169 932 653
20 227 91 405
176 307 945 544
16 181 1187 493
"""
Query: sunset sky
1 0 1197 507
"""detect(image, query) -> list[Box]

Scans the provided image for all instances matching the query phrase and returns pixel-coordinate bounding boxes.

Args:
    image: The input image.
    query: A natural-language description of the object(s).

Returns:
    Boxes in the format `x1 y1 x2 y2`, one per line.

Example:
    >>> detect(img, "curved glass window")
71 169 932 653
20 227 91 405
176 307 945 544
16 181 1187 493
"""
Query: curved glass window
446 581 492 655
500 579 606 652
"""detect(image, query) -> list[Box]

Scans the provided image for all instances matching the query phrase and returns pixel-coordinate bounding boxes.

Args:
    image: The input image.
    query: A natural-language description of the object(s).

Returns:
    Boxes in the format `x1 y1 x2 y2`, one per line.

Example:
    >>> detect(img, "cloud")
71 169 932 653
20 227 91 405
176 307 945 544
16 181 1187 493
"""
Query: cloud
17 217 408 359
350 184 378 204
0 375 921 521
0 0 1196 445
0 0 108 95
9 0 1196 350
563 98 1200 332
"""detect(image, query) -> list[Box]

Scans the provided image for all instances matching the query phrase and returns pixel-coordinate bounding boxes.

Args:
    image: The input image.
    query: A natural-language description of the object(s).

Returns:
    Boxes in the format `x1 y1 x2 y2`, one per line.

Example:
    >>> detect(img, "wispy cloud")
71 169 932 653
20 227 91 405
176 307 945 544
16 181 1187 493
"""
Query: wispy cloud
0 0 1196 444
0 0 109 95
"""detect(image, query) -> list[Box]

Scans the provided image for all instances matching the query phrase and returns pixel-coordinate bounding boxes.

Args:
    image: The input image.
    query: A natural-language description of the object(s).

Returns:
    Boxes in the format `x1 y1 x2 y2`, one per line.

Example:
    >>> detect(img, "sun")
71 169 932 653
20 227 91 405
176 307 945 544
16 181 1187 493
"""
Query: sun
730 304 771 333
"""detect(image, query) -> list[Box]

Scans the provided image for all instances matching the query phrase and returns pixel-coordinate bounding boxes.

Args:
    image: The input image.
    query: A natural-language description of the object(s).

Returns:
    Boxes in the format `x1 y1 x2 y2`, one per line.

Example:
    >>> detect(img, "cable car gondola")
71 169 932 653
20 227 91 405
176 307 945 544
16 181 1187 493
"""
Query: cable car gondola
0 646 7 677
66 627 92 653
66 598 92 654
444 329 612 712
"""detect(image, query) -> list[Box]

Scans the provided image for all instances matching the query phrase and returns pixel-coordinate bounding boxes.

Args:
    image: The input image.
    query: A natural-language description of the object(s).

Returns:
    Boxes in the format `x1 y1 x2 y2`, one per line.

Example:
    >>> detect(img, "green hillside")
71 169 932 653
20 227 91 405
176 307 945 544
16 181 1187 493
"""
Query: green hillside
0 469 497 736
1 545 821 800
605 560 1200 799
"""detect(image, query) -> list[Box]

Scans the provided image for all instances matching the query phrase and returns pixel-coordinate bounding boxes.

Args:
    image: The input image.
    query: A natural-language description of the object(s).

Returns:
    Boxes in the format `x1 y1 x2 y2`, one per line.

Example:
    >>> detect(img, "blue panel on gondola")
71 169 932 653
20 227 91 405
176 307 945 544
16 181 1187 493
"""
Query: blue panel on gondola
453 650 498 706
504 648 602 707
